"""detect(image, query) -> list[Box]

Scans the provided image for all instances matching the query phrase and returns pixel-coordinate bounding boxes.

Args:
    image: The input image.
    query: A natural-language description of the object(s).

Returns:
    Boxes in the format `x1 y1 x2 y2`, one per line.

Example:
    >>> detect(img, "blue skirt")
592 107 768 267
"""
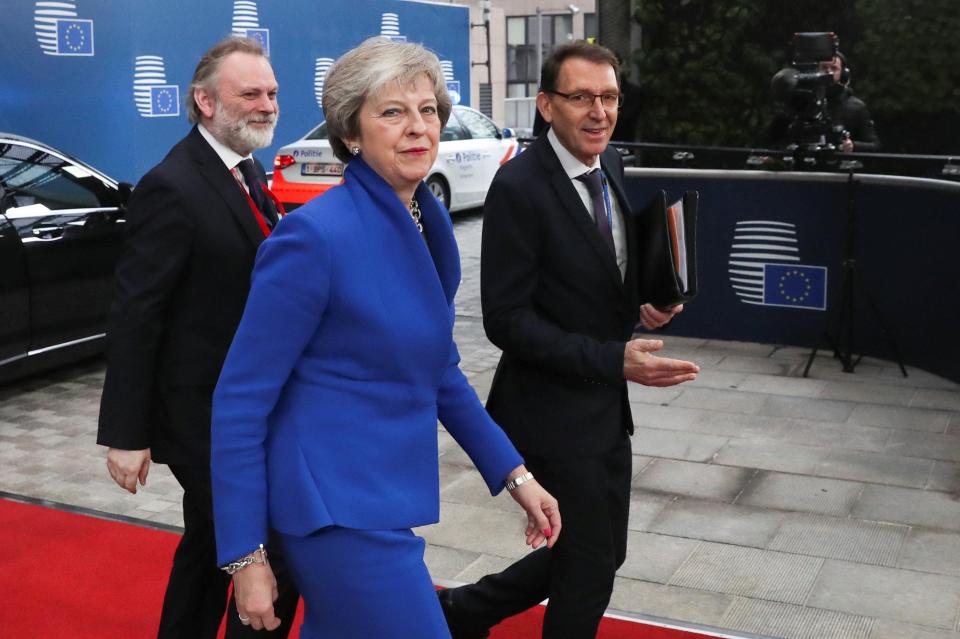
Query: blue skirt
279 527 451 639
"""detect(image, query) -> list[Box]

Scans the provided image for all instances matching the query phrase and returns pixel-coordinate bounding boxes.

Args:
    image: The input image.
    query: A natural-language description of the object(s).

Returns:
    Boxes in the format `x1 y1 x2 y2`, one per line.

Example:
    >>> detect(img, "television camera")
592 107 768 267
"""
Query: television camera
771 32 849 154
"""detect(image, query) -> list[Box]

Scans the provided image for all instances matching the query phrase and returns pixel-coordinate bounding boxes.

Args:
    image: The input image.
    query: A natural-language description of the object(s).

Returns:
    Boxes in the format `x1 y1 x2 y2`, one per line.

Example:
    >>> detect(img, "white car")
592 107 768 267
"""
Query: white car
271 105 520 212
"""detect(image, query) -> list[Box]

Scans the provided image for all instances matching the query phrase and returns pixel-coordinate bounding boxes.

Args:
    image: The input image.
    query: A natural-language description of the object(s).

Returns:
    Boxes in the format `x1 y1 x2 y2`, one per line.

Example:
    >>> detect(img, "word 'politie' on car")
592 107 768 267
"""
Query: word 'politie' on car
271 105 520 212
0 133 131 382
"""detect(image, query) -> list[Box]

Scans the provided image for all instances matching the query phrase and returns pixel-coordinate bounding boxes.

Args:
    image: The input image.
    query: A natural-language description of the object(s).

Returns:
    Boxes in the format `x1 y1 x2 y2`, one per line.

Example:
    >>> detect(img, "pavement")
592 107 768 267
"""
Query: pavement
2 209 959 639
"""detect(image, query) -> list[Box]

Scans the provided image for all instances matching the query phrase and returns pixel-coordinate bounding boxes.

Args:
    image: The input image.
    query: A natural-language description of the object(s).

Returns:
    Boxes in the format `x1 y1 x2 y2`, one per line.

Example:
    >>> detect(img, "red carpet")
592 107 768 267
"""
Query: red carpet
1 498 728 638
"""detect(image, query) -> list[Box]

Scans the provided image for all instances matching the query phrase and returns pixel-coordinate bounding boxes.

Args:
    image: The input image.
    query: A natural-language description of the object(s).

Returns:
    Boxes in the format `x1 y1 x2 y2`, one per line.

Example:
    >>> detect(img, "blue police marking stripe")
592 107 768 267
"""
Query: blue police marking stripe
762 263 827 310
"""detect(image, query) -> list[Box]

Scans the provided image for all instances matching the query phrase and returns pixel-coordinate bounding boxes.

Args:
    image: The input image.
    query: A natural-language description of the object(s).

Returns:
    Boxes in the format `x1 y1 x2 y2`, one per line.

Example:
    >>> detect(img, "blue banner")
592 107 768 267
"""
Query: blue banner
0 0 471 183
624 170 960 382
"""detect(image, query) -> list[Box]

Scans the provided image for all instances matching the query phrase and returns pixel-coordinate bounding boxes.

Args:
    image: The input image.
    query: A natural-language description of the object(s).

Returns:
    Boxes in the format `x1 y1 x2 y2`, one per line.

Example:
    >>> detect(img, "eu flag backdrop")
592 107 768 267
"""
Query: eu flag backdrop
56 19 93 55
762 264 827 310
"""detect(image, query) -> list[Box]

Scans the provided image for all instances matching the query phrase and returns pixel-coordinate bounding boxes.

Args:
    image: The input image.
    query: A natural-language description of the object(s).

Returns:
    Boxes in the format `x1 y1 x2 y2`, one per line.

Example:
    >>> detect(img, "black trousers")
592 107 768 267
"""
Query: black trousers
449 437 632 638
159 464 299 639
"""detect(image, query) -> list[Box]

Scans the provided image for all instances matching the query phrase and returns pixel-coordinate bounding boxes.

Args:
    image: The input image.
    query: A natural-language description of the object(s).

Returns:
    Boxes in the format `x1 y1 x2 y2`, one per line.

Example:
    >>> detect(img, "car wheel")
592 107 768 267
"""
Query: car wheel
426 175 450 211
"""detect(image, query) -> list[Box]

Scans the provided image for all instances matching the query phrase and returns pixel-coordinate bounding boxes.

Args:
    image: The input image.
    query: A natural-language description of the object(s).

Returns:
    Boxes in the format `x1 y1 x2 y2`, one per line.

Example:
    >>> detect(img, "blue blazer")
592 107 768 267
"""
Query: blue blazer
211 157 523 566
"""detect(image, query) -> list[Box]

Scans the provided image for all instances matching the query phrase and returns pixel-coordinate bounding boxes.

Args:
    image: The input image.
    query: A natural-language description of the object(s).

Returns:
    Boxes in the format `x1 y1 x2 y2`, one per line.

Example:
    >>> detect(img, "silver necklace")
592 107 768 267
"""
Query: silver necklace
408 198 423 233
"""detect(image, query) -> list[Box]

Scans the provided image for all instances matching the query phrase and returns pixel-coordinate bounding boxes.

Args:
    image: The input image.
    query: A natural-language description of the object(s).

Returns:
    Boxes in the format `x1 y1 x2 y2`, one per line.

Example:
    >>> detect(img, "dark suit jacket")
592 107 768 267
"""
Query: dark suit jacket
97 126 271 466
481 135 641 459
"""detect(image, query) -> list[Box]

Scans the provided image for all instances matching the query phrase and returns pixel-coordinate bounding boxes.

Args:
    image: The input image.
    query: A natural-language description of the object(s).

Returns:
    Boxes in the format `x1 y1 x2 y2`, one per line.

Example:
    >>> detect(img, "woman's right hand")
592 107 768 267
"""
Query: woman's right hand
506 467 561 549
233 563 282 631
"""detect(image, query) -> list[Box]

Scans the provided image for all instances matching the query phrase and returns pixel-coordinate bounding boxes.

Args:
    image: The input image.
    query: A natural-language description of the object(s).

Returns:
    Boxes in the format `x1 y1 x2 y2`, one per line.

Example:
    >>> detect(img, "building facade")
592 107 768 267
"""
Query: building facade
451 0 599 132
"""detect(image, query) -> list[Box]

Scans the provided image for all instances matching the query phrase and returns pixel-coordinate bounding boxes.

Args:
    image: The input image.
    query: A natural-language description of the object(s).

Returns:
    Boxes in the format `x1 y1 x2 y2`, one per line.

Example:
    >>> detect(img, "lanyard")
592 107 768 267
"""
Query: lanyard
599 169 614 229
234 170 287 238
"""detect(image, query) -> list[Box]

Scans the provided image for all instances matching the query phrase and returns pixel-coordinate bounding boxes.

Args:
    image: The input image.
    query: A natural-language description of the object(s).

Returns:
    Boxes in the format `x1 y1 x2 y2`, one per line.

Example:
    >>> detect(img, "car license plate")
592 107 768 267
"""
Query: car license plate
301 162 343 177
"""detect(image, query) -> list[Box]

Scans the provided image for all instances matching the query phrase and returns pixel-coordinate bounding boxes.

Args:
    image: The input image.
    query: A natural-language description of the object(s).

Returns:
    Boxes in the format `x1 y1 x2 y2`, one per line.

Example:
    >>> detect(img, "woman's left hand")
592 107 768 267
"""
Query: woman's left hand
506 467 561 549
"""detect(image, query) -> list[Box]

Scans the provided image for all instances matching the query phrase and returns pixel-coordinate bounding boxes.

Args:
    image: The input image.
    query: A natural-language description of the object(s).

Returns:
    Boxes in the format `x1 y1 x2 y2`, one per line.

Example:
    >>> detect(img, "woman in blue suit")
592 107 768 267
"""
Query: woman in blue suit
210 38 561 638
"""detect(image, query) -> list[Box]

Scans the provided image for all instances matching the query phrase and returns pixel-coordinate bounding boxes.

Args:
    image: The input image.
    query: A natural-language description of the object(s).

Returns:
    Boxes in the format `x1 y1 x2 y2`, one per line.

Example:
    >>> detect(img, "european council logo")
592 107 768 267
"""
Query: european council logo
34 1 94 56
440 61 460 105
232 0 270 56
728 220 827 310
133 56 180 118
380 12 406 42
314 57 335 111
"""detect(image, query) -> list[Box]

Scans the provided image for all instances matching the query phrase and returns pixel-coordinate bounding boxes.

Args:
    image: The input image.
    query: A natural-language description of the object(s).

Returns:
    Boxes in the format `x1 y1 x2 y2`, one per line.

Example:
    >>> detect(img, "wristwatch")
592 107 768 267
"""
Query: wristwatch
220 543 268 575
505 471 534 492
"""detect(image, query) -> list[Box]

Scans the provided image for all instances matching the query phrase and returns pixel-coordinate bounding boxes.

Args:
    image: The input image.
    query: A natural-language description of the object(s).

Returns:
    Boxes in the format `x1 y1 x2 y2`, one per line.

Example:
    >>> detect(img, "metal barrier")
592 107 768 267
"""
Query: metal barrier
621 165 960 382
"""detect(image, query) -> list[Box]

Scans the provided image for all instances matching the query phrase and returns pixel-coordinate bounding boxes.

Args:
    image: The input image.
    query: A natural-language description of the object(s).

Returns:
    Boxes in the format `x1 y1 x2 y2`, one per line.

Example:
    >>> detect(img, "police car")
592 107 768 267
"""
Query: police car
271 105 519 212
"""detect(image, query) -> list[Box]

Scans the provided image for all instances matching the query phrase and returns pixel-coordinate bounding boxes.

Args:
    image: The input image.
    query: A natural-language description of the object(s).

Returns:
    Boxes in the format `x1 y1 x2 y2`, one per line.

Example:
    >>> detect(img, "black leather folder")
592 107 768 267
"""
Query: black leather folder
635 190 699 309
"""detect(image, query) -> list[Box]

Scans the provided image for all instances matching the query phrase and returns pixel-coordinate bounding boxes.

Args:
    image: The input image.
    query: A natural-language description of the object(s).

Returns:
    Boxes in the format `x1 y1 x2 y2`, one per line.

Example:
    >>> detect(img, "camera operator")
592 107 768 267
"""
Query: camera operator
820 52 880 152
767 33 880 154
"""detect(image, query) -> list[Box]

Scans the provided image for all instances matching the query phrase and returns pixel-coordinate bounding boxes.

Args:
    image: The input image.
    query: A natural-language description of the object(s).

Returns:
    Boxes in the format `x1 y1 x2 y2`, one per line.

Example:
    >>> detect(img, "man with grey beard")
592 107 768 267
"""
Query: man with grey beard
97 36 298 639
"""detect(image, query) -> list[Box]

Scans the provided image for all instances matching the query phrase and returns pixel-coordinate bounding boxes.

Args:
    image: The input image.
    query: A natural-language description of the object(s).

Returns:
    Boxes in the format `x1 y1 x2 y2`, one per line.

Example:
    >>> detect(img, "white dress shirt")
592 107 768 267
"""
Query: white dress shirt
547 128 627 279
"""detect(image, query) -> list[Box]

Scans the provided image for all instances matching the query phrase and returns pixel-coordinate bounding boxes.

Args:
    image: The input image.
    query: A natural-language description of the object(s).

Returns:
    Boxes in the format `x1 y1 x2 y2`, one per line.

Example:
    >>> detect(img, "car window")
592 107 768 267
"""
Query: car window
305 122 328 141
0 143 119 211
455 109 500 140
441 118 470 142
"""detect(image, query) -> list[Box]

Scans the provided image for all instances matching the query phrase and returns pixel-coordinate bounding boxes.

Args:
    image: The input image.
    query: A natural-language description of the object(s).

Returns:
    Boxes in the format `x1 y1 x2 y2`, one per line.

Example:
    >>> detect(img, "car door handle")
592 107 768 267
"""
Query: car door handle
32 226 66 240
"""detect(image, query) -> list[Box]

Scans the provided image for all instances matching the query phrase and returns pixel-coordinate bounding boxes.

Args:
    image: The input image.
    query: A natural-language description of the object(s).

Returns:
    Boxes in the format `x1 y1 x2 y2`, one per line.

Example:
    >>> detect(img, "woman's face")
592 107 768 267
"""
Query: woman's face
346 73 441 202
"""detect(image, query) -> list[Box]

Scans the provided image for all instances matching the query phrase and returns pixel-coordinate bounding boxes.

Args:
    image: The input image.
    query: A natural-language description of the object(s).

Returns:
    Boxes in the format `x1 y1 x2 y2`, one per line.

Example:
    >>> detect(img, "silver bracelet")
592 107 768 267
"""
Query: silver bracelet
220 543 268 575
505 471 534 492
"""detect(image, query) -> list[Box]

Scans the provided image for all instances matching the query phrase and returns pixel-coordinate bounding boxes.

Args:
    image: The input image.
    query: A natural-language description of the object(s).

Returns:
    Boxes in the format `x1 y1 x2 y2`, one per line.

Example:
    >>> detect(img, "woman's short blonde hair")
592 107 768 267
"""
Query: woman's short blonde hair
322 37 452 163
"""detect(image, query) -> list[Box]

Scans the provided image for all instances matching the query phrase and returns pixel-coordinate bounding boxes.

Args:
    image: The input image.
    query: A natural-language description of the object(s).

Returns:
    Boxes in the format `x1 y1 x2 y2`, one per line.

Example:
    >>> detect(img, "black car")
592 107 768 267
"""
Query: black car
0 133 130 381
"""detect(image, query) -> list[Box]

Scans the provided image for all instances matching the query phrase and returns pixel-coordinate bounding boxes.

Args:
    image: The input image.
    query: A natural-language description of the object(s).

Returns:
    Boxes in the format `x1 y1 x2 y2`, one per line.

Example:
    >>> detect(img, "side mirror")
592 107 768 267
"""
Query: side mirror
118 182 134 207
500 127 515 140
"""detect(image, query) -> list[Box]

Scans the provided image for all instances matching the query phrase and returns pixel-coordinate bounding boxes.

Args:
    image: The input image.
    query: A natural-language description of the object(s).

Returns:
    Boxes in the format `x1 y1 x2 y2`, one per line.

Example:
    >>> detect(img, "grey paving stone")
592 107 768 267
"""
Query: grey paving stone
669 542 822 604
632 458 756 502
910 389 960 412
439 467 516 513
715 355 793 376
631 427 728 462
627 490 675 532
897 529 960 578
699 339 777 357
618 531 701 583
450 553 517 584
671 387 767 415
852 485 960 531
761 395 856 422
767 514 907 566
784 418 890 453
926 462 960 493
630 404 707 431
818 381 917 406
626 383 684 405
418 501 530 560
687 410 790 440
631 454 654 476
848 404 952 433
648 497 786 548
607 578 735 628
869 619 960 639
720 598 873 639
807 560 960 629
421 543 482 583
737 374 829 398
884 430 960 463
815 449 934 489
713 438 829 475
737 471 864 517
684 368 748 391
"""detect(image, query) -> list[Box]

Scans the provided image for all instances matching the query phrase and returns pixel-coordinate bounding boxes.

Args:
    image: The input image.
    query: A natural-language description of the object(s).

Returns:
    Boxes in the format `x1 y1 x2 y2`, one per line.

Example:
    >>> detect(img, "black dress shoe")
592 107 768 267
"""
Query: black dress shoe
436 588 491 639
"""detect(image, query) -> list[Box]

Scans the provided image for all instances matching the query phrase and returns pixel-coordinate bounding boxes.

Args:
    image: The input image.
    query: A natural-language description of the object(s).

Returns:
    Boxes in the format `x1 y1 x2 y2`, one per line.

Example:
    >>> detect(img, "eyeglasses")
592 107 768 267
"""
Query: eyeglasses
547 90 623 110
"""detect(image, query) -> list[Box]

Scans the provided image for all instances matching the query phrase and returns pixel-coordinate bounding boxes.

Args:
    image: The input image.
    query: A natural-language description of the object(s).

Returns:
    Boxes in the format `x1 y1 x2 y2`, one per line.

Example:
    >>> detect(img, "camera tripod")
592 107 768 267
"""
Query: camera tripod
803 165 908 378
